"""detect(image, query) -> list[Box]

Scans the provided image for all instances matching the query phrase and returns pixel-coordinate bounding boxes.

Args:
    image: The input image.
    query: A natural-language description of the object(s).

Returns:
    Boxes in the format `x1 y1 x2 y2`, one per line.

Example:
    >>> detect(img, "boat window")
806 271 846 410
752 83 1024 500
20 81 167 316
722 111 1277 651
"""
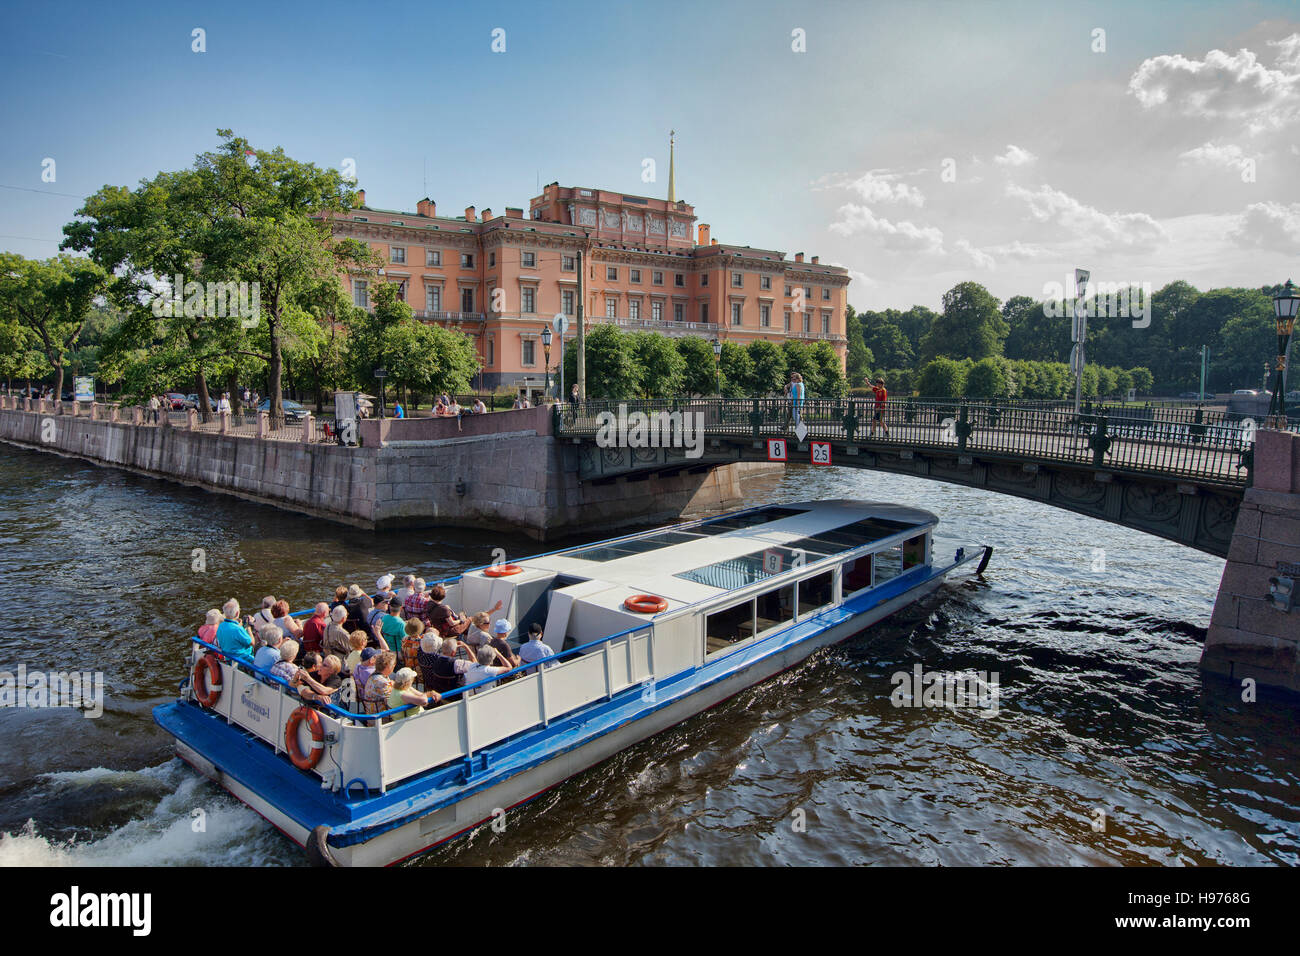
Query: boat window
691 505 810 536
874 544 903 585
903 534 927 570
568 529 703 562
781 516 920 557
797 570 834 616
842 554 873 597
755 584 795 634
676 545 825 589
705 601 756 657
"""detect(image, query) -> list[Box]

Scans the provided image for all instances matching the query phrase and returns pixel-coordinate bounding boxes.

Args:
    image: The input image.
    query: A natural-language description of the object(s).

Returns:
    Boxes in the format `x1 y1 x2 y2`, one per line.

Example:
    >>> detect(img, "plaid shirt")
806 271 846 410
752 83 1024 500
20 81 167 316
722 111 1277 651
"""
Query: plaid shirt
403 591 431 624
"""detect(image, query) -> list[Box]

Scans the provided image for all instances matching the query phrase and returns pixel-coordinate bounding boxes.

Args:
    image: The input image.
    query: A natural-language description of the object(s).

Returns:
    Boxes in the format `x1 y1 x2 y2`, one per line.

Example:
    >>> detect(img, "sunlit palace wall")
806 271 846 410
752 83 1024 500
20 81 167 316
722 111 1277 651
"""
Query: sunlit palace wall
326 182 851 391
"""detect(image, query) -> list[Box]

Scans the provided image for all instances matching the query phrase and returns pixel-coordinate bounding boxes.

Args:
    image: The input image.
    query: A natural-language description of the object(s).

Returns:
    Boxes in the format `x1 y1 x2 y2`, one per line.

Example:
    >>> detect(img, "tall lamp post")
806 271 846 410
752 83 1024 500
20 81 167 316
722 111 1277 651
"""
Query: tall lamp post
541 324 553 400
712 339 723 397
1268 279 1298 429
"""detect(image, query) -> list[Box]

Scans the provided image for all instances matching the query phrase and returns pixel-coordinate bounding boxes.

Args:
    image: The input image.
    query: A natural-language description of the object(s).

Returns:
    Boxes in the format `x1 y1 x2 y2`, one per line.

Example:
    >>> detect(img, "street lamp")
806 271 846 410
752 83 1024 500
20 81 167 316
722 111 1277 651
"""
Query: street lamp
1269 279 1298 428
541 324 553 399
712 338 723 396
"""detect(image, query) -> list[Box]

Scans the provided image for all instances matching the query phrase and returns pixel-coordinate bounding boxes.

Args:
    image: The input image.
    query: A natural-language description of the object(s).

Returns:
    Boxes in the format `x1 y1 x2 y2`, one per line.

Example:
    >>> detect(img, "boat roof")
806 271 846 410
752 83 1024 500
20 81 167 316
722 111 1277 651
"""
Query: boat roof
504 499 936 609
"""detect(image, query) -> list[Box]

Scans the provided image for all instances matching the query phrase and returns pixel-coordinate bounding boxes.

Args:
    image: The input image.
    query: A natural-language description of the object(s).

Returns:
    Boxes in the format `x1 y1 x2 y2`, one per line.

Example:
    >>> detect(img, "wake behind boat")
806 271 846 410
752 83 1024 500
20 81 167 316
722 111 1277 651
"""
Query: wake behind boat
152 499 991 866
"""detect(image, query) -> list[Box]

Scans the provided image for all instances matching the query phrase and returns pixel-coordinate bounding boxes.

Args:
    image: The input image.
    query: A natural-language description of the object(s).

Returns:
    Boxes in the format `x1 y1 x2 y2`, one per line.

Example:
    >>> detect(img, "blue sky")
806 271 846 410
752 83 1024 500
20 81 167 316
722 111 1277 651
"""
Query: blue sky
3 0 1299 311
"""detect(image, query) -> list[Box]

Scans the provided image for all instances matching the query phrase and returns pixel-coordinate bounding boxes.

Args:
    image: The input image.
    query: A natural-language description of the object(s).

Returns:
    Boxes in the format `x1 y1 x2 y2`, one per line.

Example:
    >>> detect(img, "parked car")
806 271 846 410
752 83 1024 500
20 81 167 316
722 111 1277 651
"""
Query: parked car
257 398 310 421
1178 391 1201 399
165 393 187 410
1233 389 1259 396
184 394 218 411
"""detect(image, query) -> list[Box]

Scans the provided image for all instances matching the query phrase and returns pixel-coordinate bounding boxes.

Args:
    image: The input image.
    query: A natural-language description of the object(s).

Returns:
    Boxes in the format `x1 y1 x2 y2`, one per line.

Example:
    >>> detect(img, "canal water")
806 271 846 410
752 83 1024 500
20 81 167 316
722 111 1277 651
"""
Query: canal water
0 445 1296 866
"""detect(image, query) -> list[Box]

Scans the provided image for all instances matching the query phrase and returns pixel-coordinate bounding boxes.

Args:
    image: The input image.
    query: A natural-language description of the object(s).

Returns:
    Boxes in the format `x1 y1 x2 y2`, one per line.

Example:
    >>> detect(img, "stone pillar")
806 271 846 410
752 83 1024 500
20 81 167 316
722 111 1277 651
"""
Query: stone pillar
257 411 268 439
109 405 119 423
187 408 198 430
133 406 143 425
89 402 98 420
302 412 314 443
219 410 230 434
1203 429 1300 693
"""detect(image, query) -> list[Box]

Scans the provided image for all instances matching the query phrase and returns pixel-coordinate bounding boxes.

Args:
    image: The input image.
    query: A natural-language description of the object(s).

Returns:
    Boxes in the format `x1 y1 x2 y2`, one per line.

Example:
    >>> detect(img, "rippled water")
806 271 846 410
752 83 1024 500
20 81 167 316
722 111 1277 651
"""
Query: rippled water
0 445 1296 866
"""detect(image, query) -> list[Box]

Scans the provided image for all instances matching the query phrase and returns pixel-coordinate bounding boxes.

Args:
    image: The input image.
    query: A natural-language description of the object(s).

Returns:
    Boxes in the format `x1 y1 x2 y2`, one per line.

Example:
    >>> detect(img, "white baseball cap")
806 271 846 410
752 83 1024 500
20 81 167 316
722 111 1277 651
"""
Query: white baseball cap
377 574 394 591
492 618 512 635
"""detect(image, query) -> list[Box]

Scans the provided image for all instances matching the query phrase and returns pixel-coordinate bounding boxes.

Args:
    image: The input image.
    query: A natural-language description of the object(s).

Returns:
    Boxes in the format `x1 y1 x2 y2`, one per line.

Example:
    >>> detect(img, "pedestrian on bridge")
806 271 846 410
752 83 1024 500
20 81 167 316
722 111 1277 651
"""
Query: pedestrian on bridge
788 373 806 429
869 377 890 437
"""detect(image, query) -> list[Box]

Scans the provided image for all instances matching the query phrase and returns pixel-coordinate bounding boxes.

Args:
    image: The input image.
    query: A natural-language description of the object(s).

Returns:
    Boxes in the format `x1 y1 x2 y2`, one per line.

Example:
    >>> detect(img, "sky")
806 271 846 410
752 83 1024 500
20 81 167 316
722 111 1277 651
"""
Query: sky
2 0 1298 313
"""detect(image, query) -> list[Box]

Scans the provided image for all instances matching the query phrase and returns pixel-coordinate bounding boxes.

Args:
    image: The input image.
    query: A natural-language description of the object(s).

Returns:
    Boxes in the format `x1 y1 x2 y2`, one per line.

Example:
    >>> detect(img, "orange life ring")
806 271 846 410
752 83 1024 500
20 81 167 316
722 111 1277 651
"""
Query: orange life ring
193 654 223 707
286 706 325 771
484 564 522 577
624 594 668 614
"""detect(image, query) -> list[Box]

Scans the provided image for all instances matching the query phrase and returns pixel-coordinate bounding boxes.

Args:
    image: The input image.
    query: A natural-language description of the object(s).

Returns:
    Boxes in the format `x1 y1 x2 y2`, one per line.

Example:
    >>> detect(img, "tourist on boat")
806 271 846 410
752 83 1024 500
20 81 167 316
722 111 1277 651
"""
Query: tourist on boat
374 574 396 605
426 584 469 637
300 603 329 660
254 626 284 671
353 647 380 695
376 596 406 654
270 641 298 682
253 596 277 628
489 618 521 668
216 599 255 662
403 577 432 625
323 605 352 661
518 623 555 673
272 600 303 640
362 651 397 713
296 653 344 703
463 644 514 696
415 631 443 691
345 631 367 674
425 638 474 693
344 584 368 631
394 574 417 611
464 612 493 650
388 668 439 718
198 608 222 646
353 594 382 648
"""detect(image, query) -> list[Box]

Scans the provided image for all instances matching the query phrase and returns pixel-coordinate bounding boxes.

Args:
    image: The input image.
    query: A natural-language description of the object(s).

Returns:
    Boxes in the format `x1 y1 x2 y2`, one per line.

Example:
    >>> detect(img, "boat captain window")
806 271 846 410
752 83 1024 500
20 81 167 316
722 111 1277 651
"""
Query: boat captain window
903 534 927 570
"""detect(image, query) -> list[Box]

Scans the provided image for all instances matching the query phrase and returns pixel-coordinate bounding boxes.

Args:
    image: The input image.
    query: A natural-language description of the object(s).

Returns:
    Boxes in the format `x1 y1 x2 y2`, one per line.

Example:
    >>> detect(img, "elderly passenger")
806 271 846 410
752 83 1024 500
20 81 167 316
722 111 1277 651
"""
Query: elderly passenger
388 668 439 719
273 600 303 640
393 574 417 610
299 602 329 660
353 646 381 696
464 644 514 696
362 651 397 713
424 637 473 694
253 596 277 629
403 577 431 625
216 599 254 662
322 605 352 661
415 631 444 691
270 640 299 682
296 654 344 703
198 608 222 646
254 625 285 671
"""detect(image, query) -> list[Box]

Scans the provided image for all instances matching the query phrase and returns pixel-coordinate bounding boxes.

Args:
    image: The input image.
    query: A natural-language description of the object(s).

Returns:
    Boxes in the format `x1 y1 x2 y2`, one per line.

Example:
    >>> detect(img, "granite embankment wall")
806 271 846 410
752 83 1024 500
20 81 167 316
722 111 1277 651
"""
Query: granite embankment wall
0 404 775 539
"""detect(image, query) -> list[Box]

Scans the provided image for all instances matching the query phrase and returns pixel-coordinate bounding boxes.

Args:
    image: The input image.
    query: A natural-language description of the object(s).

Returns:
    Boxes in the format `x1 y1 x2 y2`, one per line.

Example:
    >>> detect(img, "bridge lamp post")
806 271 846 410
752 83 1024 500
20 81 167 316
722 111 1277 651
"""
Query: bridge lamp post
712 338 722 397
1268 279 1297 429
541 324 553 400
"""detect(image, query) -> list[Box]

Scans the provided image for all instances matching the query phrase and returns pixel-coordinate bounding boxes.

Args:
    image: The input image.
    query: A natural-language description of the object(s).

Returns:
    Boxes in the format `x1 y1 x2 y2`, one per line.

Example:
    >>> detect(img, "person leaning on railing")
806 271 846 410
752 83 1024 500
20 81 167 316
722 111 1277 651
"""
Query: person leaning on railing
361 651 398 713
388 668 439 719
295 652 344 704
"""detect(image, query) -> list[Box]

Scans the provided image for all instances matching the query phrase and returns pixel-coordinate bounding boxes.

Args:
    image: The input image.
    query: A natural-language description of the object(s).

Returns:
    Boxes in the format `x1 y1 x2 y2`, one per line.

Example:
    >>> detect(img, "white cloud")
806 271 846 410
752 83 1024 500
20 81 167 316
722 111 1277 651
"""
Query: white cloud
985 240 1049 260
993 144 1037 167
1004 183 1167 249
1179 141 1255 176
954 238 996 270
828 203 944 253
819 168 926 207
1128 43 1300 133
1232 200 1300 252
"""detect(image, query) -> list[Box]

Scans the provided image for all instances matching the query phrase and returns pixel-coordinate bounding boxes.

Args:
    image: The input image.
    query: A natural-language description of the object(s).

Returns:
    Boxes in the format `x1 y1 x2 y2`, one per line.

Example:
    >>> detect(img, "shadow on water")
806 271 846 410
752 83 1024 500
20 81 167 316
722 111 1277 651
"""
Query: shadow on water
0 448 1296 866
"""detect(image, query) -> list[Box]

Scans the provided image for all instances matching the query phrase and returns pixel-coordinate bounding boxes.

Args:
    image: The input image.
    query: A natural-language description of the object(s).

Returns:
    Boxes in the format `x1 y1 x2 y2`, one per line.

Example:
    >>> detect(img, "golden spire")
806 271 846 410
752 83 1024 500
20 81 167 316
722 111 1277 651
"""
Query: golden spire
667 130 676 204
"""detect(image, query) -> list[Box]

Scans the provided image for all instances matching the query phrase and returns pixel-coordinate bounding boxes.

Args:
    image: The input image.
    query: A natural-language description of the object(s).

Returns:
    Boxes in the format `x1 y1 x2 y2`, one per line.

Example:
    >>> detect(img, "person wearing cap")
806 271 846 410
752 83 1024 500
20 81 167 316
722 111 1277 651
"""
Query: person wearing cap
373 574 396 605
403 577 431 625
353 646 381 696
377 595 407 654
488 618 521 669
869 376 890 437
518 622 555 674
388 667 438 719
344 583 367 631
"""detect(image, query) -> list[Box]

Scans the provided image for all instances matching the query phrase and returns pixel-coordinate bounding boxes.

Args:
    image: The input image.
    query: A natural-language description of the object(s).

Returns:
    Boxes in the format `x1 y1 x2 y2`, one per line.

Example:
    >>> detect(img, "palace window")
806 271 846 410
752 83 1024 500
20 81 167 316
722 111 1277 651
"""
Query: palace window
562 290 574 315
731 302 742 326
352 279 368 308
426 249 441 267
630 268 641 283
674 303 684 322
732 272 743 288
426 286 441 312
522 287 536 314
522 251 536 268
390 246 406 264
629 299 641 320
461 287 474 312
675 273 684 287
821 313 830 334
461 253 474 269
607 266 618 281
606 296 618 318
701 274 709 287
652 300 663 321
562 255 576 271
822 288 831 300
653 271 664 285
760 304 771 328
522 338 536 367
784 311 791 331
761 275 771 290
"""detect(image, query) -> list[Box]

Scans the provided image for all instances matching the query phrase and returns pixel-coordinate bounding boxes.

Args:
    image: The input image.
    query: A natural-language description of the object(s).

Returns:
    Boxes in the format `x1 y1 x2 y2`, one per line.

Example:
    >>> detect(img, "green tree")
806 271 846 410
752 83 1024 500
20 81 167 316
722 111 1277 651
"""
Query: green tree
920 282 1007 363
674 336 717 396
562 323 639 399
0 253 108 399
917 357 968 396
746 339 788 395
844 304 873 383
718 342 753 397
809 341 848 397
1129 367 1154 394
965 357 1012 398
629 330 684 398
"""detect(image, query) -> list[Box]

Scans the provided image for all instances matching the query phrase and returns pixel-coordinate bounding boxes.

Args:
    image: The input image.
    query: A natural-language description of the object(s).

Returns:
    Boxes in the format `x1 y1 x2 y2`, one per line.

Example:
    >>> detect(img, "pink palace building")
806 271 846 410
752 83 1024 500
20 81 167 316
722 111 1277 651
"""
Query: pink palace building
329 161 850 394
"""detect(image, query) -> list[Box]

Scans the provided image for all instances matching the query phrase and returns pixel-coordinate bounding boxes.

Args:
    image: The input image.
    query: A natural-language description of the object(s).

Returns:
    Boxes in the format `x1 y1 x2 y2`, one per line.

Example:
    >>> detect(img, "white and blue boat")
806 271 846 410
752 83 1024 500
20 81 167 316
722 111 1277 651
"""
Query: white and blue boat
153 499 991 866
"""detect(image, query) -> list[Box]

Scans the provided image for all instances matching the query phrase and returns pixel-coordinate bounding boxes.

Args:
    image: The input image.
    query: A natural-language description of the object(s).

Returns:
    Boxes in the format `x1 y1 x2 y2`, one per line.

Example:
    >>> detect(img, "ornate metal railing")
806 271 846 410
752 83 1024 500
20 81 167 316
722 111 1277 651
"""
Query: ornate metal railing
554 397 1263 488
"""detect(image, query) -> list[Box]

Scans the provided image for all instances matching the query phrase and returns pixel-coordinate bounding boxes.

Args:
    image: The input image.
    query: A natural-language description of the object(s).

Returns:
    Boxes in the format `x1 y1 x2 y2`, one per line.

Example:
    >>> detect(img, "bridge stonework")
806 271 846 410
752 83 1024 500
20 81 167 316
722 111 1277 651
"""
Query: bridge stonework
1203 430 1300 693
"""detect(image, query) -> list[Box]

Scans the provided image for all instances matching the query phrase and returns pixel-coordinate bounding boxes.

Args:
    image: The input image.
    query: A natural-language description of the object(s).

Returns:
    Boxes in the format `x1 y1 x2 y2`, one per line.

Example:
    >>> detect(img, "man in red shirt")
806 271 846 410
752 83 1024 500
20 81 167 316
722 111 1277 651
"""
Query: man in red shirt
298 602 329 662
870 377 890 437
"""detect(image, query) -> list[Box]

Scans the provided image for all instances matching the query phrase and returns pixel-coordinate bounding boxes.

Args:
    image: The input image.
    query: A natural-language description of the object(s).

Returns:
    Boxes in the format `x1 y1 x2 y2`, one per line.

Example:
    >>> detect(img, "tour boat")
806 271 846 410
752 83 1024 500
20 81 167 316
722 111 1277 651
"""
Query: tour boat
153 499 991 866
